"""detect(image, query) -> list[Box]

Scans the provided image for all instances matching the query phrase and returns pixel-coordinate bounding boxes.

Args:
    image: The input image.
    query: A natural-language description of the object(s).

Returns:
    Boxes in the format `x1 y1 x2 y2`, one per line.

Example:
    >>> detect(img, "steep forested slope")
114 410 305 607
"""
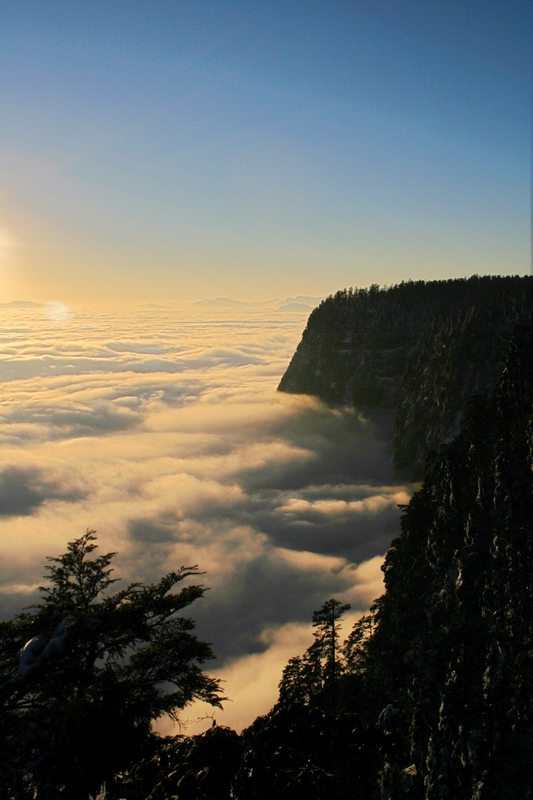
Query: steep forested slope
112 323 533 800
363 322 533 799
254 323 533 800
278 275 533 475
2 287 532 800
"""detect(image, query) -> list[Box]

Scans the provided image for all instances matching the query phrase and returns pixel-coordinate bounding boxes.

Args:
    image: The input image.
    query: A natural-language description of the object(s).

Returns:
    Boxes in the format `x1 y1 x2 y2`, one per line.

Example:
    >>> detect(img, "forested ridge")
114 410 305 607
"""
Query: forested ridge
1 291 532 799
278 275 533 476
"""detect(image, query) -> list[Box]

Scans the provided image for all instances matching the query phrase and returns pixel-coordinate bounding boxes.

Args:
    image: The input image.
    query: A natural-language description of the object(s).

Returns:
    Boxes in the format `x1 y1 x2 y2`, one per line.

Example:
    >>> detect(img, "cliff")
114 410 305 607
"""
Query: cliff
36 316 531 799
257 322 533 799
278 275 533 475
365 322 533 799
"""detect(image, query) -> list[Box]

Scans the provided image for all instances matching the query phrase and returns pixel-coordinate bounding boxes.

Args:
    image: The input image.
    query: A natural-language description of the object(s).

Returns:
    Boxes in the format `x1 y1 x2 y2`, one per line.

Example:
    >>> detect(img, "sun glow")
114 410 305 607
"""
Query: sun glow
0 226 17 272
44 301 73 323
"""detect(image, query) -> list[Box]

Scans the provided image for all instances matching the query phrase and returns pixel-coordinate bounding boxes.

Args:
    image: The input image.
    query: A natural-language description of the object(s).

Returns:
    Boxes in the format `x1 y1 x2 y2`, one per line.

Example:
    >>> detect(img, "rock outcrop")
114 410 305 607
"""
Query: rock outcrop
278 275 533 475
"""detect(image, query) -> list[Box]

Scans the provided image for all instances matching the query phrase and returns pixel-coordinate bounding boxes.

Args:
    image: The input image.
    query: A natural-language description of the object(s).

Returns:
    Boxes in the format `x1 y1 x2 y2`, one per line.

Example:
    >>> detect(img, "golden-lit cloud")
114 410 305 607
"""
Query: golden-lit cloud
44 301 73 324
277 490 411 519
0 307 414 727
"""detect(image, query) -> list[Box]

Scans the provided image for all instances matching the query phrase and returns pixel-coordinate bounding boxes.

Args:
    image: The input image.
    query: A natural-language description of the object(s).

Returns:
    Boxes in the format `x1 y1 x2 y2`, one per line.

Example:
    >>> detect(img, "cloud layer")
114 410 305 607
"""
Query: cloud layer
0 305 413 730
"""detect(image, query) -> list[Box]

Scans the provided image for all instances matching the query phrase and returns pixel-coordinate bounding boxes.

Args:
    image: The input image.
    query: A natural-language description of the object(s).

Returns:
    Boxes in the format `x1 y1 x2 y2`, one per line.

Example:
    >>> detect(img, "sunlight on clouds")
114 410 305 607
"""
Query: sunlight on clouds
161 557 384 736
160 621 315 735
167 524 271 592
137 472 245 512
278 490 411 518
44 301 73 323
143 392 322 434
0 583 43 596
274 546 348 574
0 307 412 729
345 555 386 607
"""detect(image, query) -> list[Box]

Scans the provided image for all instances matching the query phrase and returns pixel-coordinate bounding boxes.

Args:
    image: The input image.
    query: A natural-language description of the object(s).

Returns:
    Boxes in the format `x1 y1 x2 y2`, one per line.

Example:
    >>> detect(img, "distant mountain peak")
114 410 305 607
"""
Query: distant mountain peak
278 302 313 312
0 300 43 308
193 297 250 308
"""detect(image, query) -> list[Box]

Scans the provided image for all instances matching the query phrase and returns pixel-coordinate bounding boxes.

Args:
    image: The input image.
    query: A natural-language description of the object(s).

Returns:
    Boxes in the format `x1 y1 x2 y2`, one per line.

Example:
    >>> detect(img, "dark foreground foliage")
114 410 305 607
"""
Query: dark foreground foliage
0 533 222 799
1 321 532 799
117 724 243 800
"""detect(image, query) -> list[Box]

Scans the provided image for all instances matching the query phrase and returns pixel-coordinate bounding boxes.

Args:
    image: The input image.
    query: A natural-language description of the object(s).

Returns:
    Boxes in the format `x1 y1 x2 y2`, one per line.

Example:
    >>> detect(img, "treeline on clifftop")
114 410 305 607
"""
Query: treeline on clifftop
278 274 533 477
1 321 532 799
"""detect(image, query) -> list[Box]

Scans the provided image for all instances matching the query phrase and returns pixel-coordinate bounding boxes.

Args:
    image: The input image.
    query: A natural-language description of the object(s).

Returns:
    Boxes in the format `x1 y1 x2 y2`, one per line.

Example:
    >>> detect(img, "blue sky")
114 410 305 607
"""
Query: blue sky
1 0 530 305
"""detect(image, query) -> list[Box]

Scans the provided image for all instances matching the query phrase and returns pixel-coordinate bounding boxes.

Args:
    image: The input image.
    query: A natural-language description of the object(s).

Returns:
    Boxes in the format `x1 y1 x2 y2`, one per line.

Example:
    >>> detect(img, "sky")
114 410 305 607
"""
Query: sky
0 305 414 732
0 0 531 735
0 0 531 306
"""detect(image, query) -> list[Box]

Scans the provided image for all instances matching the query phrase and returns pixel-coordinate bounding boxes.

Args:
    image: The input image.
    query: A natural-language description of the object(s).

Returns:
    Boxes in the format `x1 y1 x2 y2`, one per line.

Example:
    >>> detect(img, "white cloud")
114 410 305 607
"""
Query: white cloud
44 301 73 324
0 306 412 729
277 489 411 519
159 621 315 735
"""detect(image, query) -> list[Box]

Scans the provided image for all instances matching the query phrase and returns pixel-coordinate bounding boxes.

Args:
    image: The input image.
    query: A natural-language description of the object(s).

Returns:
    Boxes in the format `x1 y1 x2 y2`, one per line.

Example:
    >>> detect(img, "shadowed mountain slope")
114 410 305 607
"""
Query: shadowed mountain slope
278 275 533 475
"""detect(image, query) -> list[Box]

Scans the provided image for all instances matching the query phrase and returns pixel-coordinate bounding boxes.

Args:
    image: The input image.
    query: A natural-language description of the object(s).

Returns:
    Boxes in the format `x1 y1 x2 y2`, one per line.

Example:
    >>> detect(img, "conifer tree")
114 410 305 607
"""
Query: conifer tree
310 599 350 710
0 530 223 800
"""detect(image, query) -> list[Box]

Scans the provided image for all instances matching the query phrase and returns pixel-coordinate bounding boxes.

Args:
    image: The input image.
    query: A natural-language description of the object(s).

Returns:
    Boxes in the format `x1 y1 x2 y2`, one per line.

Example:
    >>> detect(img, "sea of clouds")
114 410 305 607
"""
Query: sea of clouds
0 304 413 732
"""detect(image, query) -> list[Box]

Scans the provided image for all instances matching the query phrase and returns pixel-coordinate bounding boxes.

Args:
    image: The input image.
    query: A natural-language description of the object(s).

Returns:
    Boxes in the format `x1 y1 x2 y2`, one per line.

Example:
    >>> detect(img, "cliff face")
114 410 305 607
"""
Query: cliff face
265 323 533 800
278 275 533 475
368 323 533 799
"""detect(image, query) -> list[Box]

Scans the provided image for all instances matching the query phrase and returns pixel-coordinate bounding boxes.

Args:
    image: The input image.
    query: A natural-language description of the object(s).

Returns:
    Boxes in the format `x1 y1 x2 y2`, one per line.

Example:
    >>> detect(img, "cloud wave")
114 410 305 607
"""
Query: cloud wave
0 306 414 729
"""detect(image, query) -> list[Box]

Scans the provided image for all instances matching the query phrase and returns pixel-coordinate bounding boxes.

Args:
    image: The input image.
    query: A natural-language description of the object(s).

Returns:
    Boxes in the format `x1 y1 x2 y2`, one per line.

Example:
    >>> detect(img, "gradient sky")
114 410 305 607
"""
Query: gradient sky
0 0 531 305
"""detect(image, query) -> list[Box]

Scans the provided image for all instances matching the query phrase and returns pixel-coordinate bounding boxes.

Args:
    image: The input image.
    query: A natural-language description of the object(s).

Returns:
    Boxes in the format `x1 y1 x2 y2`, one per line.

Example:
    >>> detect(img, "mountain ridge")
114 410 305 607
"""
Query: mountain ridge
278 275 533 475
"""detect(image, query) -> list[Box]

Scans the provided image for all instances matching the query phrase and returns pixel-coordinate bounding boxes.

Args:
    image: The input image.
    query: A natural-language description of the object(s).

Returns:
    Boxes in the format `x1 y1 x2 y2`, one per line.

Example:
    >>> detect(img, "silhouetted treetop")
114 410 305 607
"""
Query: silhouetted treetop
0 530 223 800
